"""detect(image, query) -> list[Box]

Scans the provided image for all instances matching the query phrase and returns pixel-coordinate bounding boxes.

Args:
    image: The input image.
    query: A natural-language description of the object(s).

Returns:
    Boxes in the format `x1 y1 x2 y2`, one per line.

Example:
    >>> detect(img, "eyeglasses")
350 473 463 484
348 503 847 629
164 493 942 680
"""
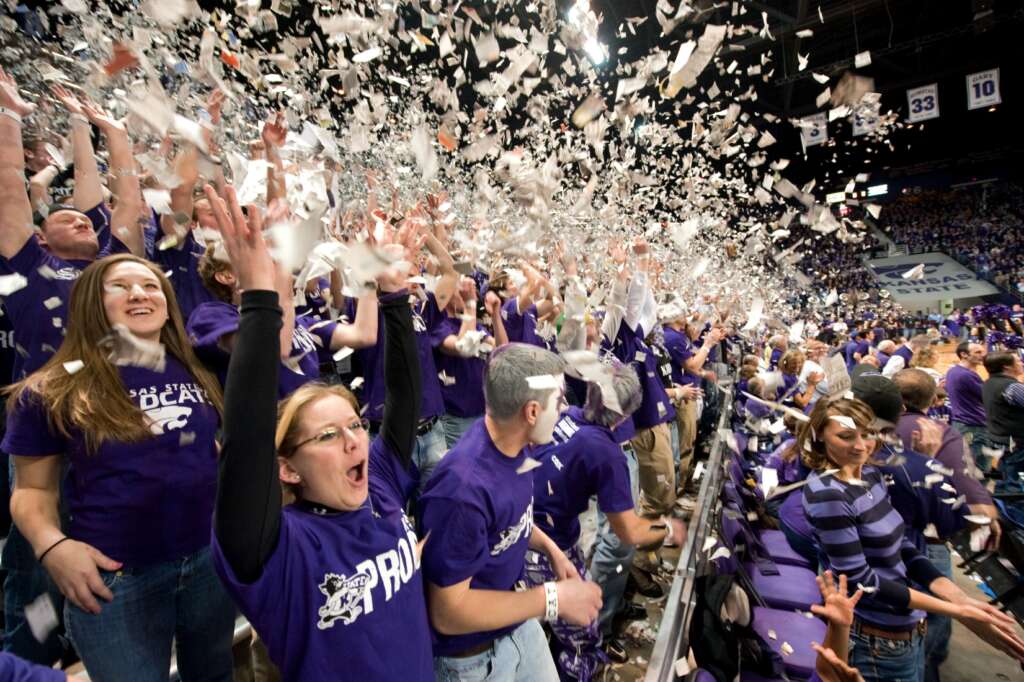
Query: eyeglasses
291 418 371 452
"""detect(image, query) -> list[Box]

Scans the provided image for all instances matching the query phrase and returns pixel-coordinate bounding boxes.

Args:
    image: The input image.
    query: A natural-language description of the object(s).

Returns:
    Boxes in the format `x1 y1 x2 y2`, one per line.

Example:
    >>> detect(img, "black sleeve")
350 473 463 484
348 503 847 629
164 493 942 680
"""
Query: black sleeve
213 290 283 584
378 290 421 469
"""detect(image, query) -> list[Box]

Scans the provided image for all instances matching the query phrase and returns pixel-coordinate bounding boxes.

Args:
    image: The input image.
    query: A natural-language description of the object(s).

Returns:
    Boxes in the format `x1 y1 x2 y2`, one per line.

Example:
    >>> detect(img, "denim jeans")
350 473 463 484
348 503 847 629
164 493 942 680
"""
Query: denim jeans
433 619 558 681
589 447 639 637
925 544 953 682
64 546 235 682
411 419 448 495
951 421 995 473
994 440 1024 527
848 626 925 682
2 458 67 664
440 414 480 450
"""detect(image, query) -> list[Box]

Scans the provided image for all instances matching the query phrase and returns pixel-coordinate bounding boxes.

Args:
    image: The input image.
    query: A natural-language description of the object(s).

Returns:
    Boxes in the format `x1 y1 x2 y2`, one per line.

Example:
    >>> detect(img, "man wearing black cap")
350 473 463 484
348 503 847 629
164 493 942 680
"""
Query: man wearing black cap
852 373 971 682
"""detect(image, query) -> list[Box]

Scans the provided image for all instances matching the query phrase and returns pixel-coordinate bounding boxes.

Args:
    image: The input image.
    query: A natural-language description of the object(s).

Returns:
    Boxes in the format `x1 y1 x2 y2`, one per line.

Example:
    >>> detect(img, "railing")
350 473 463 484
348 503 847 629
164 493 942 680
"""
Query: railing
645 386 734 682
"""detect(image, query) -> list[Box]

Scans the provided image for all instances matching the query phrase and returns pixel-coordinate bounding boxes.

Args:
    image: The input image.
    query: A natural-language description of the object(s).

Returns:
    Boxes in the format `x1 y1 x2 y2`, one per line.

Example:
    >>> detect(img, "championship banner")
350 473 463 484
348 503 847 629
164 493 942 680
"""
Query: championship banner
866 252 999 303
906 83 939 122
966 69 1001 110
799 113 828 150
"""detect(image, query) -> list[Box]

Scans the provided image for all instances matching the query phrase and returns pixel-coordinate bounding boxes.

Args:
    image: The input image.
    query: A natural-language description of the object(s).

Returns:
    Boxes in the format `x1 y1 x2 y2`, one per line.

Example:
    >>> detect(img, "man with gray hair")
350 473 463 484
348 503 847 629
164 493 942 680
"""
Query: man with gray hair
420 343 603 681
882 334 930 378
526 358 687 673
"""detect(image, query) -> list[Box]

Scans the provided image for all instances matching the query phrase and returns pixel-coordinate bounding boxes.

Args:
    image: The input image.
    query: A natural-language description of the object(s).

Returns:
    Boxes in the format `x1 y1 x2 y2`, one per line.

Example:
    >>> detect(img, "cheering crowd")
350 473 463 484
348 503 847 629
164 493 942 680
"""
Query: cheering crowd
0 47 1022 682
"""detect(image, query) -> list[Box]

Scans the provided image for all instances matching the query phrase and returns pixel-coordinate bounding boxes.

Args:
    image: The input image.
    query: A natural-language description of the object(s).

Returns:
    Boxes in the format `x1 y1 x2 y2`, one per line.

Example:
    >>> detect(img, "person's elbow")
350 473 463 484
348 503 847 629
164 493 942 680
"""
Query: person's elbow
426 589 467 636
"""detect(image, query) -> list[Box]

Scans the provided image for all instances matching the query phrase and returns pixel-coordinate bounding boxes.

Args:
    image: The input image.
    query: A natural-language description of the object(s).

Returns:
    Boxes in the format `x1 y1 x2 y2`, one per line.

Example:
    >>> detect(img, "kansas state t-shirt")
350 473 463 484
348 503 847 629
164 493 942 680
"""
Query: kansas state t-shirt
532 408 634 550
419 419 536 656
211 437 433 681
2 357 220 567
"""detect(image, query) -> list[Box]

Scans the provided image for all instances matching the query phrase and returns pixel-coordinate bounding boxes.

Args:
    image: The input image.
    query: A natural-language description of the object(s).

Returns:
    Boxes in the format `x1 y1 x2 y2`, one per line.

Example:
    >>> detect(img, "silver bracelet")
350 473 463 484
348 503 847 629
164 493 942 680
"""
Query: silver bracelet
543 581 559 622
0 107 23 125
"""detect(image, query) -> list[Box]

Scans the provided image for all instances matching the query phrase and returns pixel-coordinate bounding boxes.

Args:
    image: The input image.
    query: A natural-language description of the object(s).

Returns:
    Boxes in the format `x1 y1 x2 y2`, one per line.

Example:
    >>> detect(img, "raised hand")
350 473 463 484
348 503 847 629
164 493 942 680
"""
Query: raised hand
42 538 122 615
810 571 862 628
206 88 226 125
202 184 275 293
0 67 37 117
81 100 125 134
911 418 943 457
261 111 287 149
51 84 85 116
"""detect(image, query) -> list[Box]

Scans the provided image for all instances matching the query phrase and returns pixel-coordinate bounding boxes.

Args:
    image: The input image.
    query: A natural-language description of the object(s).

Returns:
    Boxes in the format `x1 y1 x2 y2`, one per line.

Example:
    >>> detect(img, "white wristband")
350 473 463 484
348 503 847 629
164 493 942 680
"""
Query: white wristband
661 516 674 544
0 107 22 125
543 581 558 622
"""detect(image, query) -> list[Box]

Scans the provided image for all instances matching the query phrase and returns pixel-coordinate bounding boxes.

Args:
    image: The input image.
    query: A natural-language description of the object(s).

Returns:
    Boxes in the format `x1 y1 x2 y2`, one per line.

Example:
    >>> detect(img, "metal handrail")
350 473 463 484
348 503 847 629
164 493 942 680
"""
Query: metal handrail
645 387 733 682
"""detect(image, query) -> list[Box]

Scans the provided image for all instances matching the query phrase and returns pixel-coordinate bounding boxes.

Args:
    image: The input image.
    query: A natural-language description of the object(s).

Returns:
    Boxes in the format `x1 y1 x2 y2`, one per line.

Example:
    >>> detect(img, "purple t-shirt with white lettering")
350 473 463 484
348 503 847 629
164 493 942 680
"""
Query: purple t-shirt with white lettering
606 322 675 430
432 316 486 418
212 437 433 681
3 358 219 567
945 365 987 426
532 408 634 550
150 229 217 323
354 293 444 422
419 419 535 656
0 203 123 378
187 302 337 399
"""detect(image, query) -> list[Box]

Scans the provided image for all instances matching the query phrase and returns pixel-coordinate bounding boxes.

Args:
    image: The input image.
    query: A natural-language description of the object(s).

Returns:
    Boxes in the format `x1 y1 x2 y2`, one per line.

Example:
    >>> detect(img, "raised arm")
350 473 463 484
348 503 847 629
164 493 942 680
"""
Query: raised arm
422 230 458 311
377 253 421 467
261 112 287 206
601 244 630 343
51 85 104 213
485 290 509 348
82 100 143 255
329 290 378 350
207 184 284 583
0 68 38 259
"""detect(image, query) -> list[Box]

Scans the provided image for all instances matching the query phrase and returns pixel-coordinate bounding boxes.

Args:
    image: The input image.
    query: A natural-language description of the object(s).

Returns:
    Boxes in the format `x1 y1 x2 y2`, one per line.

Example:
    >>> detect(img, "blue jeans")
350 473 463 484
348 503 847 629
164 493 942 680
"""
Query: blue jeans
589 447 639 637
951 422 995 473
848 626 925 682
440 414 480 450
925 544 952 682
995 440 1024 527
433 619 558 681
411 419 448 495
64 546 235 682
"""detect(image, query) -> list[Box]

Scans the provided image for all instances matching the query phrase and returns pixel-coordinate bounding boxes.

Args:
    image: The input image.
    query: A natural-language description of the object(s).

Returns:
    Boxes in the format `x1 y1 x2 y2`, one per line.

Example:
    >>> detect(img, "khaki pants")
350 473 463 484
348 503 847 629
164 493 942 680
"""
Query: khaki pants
675 399 698 494
630 422 675 518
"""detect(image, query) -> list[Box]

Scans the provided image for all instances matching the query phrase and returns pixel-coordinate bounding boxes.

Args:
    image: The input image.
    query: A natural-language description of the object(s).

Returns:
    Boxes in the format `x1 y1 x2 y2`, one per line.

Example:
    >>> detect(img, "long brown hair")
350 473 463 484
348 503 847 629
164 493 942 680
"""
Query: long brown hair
6 254 223 452
795 397 876 471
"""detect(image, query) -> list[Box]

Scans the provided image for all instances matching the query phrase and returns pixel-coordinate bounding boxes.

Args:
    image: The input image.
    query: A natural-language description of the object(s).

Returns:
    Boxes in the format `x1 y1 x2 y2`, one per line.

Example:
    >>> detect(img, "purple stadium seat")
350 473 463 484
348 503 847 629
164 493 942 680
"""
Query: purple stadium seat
751 606 827 679
758 528 814 570
744 561 822 612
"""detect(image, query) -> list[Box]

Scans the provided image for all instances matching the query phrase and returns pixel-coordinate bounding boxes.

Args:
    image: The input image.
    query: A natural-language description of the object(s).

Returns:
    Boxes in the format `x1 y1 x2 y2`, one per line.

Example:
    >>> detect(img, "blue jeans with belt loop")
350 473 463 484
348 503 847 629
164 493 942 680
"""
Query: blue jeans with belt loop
64 546 235 682
433 619 558 681
848 622 925 682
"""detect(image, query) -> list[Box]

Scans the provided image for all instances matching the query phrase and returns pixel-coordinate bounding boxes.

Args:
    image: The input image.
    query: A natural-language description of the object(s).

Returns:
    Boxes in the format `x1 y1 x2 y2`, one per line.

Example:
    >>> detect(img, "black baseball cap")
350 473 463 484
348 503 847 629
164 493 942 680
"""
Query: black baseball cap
851 374 902 430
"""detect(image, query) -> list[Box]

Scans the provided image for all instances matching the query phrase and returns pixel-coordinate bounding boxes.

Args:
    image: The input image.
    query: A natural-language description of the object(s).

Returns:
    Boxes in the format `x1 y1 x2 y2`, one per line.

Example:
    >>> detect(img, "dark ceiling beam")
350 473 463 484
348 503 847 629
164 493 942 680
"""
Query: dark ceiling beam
782 0 810 117
745 0 798 25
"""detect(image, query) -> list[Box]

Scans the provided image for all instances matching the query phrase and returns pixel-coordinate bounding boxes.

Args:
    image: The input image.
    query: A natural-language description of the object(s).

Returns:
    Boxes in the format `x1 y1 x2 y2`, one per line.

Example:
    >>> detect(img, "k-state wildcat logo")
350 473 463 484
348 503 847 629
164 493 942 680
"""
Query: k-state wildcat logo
317 572 371 629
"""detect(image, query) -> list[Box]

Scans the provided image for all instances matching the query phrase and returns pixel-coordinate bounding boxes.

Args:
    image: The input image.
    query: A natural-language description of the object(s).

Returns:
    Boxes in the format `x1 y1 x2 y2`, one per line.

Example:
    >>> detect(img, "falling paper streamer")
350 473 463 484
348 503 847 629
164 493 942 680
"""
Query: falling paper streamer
526 374 562 390
741 297 764 332
516 457 542 474
62 360 85 375
0 273 28 296
24 593 59 643
101 324 167 372
352 46 382 63
709 547 732 561
829 415 857 430
902 263 926 280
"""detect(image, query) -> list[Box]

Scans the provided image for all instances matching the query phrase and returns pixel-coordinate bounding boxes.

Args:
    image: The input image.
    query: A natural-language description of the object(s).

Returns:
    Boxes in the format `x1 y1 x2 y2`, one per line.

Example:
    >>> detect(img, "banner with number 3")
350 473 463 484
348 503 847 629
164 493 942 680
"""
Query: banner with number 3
966 69 1001 110
906 83 939 123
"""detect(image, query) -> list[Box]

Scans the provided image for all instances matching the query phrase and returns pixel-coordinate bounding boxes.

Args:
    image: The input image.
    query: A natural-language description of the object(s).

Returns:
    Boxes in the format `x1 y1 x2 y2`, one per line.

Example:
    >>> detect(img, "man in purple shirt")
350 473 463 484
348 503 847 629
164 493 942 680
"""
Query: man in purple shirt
945 342 996 472
420 343 602 680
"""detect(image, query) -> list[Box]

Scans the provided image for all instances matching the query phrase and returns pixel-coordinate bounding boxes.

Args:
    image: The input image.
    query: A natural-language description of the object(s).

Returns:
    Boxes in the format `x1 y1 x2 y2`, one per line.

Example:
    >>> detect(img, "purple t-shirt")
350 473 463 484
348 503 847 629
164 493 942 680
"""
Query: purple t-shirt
354 293 444 422
895 411 990 506
212 437 433 681
663 326 700 387
432 316 486 418
150 229 217 323
532 408 634 550
188 302 337 399
945 365 987 426
606 322 675 430
2 358 219 567
0 652 65 682
0 204 123 378
501 298 547 348
419 419 536 656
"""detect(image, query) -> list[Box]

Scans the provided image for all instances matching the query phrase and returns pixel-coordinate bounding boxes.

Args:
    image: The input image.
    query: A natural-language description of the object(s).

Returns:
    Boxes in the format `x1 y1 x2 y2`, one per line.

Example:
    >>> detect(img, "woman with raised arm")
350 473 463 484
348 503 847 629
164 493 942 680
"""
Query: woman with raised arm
205 185 432 681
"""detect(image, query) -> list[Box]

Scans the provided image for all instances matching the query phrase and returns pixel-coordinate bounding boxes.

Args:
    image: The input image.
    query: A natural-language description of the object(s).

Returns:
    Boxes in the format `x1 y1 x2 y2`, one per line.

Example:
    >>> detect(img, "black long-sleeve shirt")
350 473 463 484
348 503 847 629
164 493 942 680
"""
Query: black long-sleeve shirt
214 288 421 583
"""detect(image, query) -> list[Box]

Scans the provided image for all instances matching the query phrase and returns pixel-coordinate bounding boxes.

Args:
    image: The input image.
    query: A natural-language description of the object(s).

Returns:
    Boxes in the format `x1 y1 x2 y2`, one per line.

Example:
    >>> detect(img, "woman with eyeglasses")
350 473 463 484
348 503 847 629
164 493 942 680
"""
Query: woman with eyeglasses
205 186 432 681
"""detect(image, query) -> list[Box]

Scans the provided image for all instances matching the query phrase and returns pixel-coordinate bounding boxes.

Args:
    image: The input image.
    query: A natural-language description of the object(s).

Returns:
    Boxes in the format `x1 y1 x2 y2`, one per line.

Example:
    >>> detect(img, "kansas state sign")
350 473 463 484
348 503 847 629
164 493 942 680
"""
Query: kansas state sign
866 252 999 303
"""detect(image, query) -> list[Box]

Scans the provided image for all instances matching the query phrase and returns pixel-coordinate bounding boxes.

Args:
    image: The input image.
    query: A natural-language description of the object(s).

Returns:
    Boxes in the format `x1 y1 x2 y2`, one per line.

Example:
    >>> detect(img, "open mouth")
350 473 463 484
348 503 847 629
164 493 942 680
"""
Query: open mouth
345 459 367 485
